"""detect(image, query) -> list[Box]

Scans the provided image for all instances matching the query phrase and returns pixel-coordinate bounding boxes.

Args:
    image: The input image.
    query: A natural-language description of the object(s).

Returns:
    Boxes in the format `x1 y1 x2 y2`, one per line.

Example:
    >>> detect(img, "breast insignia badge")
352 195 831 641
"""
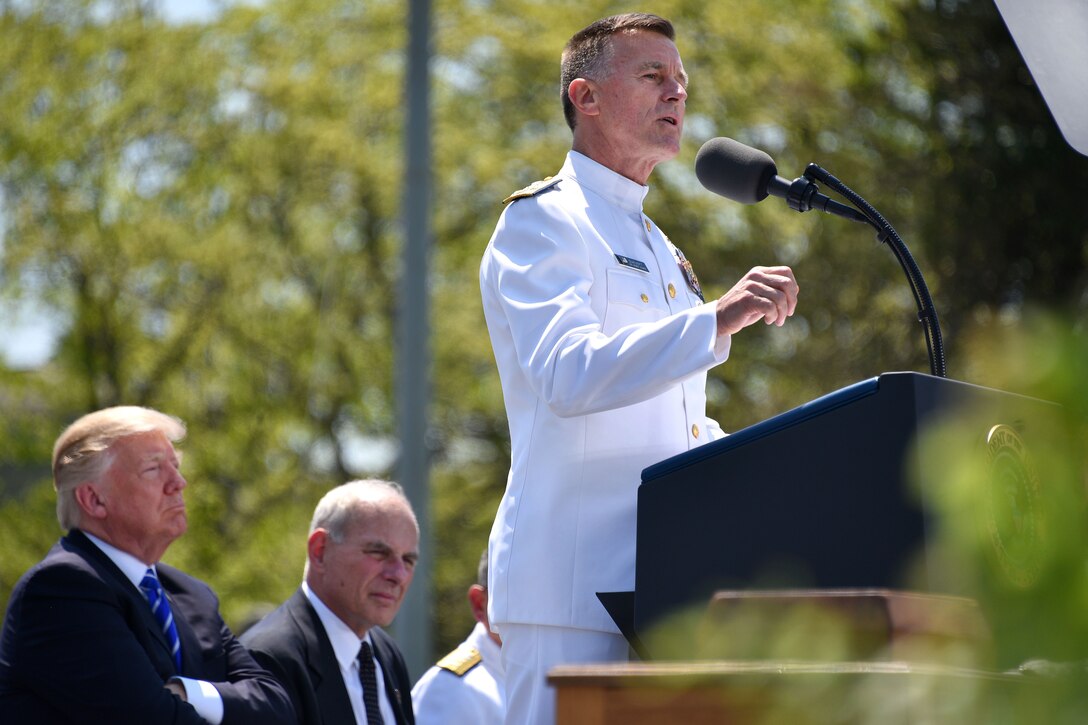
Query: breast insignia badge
670 242 705 302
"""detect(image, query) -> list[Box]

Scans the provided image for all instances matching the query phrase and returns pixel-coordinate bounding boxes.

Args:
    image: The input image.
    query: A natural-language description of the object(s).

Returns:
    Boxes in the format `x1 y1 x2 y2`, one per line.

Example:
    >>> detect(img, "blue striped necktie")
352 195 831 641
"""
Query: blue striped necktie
140 568 182 672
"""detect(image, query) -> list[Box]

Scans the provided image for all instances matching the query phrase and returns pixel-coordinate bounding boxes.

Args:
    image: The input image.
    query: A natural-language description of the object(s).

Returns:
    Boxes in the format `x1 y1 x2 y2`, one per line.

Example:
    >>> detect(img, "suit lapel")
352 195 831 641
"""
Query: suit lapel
371 631 410 725
287 590 411 724
289 590 357 723
65 530 179 675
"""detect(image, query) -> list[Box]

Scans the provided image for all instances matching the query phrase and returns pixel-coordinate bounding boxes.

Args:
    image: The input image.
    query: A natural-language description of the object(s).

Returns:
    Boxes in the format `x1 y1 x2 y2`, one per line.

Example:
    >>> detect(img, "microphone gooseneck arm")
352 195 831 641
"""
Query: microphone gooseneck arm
765 175 870 224
693 136 946 377
802 163 947 378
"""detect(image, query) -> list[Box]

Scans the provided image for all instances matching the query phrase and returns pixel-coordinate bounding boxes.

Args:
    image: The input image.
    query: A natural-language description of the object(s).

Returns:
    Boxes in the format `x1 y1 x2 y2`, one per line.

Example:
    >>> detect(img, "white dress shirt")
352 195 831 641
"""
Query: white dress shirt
84 532 224 724
480 150 729 633
301 581 396 725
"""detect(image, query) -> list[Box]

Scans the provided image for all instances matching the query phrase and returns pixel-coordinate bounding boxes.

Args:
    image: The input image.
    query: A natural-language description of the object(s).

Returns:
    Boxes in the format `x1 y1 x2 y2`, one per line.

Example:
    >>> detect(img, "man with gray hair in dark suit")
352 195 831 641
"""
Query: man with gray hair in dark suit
242 479 418 725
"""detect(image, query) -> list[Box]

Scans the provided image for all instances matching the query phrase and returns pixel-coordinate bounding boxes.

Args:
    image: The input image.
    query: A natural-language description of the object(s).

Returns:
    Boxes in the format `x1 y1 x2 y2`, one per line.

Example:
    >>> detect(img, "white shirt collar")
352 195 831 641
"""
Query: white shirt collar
301 580 374 671
563 150 650 213
82 530 154 589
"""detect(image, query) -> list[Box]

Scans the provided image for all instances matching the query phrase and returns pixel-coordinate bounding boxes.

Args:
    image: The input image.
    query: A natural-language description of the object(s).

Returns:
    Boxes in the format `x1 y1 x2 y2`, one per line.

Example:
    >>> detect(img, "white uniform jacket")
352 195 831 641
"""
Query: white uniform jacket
410 623 504 725
480 151 730 633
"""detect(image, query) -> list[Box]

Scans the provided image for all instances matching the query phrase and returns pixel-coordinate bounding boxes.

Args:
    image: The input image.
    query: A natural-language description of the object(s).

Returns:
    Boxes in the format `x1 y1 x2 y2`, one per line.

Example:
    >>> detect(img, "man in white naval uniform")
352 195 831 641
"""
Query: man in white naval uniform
411 552 503 725
479 13 800 725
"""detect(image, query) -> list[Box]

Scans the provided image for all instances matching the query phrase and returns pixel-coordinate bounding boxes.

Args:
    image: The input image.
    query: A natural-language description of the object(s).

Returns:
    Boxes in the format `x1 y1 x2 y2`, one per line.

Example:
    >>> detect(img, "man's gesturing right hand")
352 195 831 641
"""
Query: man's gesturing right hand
714 265 799 337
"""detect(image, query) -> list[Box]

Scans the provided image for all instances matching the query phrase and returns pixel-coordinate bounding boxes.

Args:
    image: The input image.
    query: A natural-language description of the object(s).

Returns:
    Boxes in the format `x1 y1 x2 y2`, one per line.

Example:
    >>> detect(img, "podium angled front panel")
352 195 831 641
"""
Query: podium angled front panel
633 372 1060 640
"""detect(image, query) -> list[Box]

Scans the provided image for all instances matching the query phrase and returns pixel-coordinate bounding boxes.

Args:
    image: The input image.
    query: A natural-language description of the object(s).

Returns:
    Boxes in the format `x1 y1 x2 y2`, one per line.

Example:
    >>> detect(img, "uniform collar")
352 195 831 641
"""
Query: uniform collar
466 621 504 678
563 150 649 213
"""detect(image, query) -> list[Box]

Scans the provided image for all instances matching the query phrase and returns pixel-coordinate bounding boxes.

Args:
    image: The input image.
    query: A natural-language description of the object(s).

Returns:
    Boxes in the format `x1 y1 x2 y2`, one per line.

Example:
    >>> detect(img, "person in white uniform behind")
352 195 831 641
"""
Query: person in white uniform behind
411 550 504 725
478 12 801 725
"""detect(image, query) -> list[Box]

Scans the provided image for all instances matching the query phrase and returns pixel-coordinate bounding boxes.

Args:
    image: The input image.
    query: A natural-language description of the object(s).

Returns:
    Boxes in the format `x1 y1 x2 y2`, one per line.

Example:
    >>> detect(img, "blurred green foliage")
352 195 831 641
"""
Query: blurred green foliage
906 312 1088 720
1 0 1086 690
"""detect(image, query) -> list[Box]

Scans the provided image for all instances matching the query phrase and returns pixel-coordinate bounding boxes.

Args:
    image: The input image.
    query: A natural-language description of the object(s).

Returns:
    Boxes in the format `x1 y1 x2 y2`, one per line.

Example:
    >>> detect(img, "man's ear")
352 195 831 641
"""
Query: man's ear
567 78 601 118
467 583 488 624
307 529 329 569
73 483 108 520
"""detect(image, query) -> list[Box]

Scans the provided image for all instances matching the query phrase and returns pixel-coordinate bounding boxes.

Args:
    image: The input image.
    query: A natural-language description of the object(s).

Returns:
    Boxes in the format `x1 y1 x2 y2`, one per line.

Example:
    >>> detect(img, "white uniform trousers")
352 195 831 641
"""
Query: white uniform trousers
498 624 629 725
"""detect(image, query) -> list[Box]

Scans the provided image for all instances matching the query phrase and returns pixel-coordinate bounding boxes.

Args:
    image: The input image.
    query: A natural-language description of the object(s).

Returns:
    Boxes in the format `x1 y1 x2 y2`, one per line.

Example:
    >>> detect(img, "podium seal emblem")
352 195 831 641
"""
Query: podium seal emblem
985 424 1043 588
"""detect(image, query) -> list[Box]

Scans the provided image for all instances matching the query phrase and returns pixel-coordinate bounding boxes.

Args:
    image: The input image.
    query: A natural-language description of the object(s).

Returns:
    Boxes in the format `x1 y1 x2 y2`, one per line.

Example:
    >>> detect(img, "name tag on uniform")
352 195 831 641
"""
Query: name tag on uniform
615 254 649 273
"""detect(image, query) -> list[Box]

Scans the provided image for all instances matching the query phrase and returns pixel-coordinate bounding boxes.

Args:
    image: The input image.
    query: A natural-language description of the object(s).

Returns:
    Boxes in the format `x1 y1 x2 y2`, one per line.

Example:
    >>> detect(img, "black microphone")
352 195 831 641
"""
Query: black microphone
694 137 869 224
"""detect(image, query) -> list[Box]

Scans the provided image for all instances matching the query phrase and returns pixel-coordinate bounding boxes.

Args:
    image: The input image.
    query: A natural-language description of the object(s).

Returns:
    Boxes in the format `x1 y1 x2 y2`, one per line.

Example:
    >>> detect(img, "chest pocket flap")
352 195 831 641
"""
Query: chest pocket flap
603 266 666 333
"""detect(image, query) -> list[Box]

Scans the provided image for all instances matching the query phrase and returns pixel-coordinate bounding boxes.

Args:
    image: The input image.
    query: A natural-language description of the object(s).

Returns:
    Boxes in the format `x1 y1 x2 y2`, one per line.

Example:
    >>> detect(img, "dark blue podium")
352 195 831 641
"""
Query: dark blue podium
606 372 1068 664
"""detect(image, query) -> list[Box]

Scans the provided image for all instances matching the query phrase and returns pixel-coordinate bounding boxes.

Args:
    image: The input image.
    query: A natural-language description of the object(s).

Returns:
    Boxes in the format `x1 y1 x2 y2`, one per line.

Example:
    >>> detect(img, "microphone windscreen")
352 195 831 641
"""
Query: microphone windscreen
694 137 777 204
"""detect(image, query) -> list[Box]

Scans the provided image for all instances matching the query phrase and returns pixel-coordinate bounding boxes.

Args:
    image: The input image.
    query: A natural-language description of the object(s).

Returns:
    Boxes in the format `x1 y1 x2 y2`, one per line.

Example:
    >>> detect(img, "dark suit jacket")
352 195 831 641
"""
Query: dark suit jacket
0 529 295 724
241 588 415 725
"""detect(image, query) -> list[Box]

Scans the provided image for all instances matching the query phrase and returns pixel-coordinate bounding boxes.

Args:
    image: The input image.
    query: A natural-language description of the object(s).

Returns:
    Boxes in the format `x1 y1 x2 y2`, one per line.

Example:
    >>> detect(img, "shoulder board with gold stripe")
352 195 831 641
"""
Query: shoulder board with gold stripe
502 176 560 204
435 645 482 677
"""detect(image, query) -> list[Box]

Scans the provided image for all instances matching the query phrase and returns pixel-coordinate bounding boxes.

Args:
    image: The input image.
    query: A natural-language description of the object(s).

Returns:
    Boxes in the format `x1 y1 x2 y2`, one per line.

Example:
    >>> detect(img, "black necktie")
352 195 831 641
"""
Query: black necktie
358 641 385 725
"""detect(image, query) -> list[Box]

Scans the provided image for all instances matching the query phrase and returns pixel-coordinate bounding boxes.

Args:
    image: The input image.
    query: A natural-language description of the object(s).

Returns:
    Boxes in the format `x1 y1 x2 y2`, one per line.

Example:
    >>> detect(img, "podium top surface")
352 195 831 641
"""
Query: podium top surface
641 375 880 483
640 371 1052 484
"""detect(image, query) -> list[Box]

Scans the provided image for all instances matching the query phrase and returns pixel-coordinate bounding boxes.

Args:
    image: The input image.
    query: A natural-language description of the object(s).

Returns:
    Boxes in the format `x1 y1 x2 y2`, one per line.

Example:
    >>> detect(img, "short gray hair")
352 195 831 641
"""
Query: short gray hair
560 13 676 130
477 548 489 588
309 479 417 541
304 479 418 578
52 406 186 530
